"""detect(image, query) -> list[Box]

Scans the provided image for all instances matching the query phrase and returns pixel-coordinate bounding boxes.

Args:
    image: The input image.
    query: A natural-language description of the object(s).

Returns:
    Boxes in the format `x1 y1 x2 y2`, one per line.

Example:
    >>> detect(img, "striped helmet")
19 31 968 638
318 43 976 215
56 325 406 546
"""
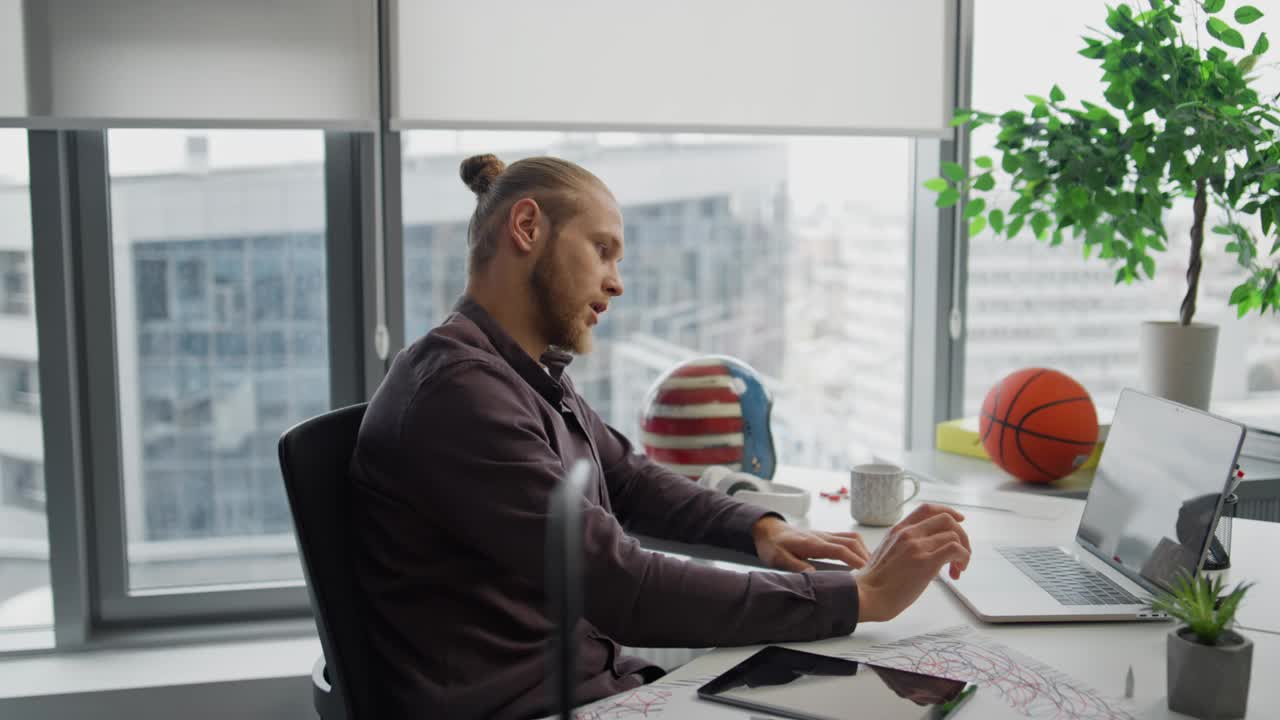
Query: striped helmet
640 356 776 481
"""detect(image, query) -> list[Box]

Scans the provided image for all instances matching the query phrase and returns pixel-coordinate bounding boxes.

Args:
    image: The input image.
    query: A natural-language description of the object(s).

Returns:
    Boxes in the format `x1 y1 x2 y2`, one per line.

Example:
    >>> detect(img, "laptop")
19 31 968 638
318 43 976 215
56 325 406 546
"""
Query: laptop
941 388 1246 622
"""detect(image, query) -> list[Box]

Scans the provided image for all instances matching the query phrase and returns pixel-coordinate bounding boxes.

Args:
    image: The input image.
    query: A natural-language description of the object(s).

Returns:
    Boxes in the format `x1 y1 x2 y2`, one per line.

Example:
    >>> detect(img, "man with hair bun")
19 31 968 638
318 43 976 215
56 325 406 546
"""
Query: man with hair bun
351 153 972 719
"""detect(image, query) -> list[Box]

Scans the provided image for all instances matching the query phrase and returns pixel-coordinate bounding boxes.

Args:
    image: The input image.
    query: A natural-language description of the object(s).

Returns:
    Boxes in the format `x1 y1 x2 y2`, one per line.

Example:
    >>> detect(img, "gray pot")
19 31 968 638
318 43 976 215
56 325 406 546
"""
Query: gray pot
1167 627 1252 719
1138 321 1219 410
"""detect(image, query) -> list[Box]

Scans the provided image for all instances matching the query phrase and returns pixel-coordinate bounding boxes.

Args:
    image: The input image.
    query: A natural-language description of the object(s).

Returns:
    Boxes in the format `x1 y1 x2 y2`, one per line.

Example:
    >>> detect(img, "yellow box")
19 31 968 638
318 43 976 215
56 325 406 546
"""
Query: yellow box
935 415 1107 469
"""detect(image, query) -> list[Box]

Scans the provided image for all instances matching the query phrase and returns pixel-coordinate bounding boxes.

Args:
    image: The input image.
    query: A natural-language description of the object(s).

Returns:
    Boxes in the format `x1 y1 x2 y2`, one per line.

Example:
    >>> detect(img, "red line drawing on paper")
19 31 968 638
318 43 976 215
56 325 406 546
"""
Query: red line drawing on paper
574 687 674 719
845 626 1133 720
573 675 715 720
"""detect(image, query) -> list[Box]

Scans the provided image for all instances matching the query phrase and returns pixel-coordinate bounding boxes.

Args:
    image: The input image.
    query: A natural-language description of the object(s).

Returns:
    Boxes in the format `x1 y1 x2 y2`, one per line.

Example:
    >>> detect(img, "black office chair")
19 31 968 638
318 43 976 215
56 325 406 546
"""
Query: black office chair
547 459 592 719
278 403 374 720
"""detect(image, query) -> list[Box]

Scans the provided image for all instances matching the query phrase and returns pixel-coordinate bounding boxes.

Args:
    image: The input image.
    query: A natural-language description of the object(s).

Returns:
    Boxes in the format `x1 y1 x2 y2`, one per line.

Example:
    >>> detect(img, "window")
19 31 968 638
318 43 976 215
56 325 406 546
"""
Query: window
402 131 913 465
966 1 1280 432
0 250 32 316
108 130 326 591
0 359 39 414
0 129 52 633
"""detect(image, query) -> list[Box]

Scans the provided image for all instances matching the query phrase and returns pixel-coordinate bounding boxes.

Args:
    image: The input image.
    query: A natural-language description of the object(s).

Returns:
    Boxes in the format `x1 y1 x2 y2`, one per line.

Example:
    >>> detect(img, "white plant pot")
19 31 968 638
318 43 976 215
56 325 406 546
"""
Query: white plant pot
1138 321 1219 411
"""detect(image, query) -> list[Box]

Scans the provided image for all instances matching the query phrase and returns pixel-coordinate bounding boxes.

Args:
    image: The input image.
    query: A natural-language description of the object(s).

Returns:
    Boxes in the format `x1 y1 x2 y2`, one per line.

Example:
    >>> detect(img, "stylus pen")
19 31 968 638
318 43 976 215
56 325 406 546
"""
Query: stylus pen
921 499 1015 514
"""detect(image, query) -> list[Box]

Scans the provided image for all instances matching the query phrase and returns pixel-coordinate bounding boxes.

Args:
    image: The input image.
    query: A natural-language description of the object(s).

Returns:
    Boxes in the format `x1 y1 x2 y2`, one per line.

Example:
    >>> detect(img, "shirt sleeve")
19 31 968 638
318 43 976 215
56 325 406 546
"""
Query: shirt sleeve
397 361 858 648
581 395 780 556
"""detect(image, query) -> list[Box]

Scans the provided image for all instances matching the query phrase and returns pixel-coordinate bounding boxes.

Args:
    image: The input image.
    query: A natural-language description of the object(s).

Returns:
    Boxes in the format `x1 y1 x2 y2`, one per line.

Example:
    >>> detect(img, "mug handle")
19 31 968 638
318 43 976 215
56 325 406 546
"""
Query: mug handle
894 474 921 510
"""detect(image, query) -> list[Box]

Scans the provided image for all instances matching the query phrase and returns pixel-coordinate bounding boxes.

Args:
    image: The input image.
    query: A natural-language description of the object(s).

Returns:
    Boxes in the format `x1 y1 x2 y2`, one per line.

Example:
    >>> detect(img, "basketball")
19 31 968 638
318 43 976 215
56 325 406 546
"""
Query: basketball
979 368 1099 484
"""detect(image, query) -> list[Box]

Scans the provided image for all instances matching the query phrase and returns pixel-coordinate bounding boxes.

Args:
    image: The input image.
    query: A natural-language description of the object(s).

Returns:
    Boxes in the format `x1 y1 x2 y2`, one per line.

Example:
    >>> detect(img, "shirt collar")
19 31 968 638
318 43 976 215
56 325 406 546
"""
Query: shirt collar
453 296 573 405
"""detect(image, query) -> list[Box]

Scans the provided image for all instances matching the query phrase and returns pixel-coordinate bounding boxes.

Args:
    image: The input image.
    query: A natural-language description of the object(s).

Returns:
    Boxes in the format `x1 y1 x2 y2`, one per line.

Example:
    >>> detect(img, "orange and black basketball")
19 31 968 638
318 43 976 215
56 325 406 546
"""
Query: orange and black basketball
979 368 1099 484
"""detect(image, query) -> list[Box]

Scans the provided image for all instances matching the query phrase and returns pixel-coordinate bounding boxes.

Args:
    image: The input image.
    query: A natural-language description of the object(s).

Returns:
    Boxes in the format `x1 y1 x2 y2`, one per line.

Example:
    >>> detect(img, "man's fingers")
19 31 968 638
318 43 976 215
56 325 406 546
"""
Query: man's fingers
911 514 972 556
902 512 971 554
925 540 971 574
919 531 970 574
898 502 965 528
799 537 866 569
824 533 871 565
773 547 816 573
915 531 964 557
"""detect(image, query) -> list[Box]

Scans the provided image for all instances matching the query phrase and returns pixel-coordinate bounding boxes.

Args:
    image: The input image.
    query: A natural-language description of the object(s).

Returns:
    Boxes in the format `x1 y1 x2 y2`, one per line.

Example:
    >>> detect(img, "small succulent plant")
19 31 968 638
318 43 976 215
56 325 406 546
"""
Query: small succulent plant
1152 571 1253 645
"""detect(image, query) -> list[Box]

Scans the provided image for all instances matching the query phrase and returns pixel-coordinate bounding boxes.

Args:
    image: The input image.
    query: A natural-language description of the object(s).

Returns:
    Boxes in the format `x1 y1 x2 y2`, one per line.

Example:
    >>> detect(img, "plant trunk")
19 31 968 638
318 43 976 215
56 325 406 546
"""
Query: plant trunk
1180 178 1207 326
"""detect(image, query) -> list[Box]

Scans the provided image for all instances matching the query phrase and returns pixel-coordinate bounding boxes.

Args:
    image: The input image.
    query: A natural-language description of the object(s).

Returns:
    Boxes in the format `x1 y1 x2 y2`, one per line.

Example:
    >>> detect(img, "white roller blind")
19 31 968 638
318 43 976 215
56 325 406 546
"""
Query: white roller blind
0 1 26 118
3 0 377 129
393 0 956 136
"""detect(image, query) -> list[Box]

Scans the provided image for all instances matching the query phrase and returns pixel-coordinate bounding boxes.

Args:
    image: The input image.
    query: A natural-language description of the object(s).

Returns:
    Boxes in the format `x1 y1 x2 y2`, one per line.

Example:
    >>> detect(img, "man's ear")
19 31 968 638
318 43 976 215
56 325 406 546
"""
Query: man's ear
508 197 542 255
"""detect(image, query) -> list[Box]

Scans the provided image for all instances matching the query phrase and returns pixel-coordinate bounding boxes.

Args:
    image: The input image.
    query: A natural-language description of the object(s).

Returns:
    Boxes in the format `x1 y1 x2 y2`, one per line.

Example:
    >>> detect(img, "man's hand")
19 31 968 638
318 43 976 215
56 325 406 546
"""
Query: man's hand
752 516 871 572
854 504 971 623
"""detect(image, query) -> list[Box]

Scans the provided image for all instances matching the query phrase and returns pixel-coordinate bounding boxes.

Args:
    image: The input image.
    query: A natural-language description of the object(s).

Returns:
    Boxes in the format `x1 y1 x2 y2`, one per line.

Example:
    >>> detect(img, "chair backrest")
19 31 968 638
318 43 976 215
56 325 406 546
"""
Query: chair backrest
278 403 373 720
547 459 592 719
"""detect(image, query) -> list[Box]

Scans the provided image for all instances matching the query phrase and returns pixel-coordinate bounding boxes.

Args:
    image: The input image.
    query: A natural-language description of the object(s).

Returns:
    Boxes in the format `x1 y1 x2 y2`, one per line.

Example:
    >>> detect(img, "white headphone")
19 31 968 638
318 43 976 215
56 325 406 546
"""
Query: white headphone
698 465 811 518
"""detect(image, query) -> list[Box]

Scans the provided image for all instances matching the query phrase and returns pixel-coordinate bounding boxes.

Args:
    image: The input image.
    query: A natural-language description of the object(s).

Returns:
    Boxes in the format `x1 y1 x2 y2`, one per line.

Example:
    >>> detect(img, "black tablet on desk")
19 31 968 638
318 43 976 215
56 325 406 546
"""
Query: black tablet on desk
697 646 977 720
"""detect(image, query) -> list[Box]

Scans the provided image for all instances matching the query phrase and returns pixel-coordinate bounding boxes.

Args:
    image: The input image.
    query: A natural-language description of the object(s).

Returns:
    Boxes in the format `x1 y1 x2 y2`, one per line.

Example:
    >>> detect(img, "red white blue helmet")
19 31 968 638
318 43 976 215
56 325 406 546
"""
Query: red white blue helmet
640 356 776 481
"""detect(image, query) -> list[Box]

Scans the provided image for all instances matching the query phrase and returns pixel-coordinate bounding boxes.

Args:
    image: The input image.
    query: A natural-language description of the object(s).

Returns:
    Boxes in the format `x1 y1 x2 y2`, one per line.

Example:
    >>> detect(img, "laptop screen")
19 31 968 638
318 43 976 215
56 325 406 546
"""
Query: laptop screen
1075 389 1245 592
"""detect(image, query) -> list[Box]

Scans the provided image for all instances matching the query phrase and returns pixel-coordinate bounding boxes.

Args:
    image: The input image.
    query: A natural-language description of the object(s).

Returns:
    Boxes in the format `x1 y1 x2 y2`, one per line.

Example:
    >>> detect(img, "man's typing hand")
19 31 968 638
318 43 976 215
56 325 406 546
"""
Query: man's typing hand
751 516 871 572
854 504 971 623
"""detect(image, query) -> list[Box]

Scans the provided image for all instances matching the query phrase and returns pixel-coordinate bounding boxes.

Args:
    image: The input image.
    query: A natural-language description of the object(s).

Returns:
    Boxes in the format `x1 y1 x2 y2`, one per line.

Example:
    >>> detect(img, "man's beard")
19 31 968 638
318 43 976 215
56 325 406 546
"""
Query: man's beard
530 238 592 355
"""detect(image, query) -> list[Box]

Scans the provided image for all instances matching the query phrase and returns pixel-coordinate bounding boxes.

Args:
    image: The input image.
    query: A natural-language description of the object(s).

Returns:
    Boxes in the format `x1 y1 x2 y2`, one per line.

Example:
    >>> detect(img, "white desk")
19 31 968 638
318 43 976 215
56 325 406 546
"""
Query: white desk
625 466 1280 719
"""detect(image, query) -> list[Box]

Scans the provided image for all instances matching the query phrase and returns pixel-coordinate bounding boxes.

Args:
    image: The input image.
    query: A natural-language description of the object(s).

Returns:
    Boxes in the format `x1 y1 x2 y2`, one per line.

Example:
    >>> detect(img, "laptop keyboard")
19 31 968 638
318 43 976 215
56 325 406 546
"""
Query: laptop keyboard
996 546 1144 606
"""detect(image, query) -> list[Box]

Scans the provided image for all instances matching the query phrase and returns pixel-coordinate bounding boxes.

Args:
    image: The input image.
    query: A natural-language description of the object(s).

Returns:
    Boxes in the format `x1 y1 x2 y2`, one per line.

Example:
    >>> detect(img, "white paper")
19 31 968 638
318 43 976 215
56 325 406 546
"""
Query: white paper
838 625 1135 720
573 674 731 720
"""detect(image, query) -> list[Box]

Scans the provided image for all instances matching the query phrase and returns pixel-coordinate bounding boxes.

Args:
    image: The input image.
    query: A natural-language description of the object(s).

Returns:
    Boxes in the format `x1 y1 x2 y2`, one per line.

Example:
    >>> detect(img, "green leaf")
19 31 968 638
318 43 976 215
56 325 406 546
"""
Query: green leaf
1007 216 1026 237
1104 84 1131 110
1221 28 1247 48
1140 255 1156 279
1001 152 1021 173
1213 224 1235 235
1031 211 1050 239
1230 285 1253 304
1255 32 1269 55
1238 55 1258 74
1207 16 1229 39
989 210 1005 233
1050 84 1066 102
963 198 987 219
1051 229 1065 247
1068 186 1090 210
969 216 988 236
936 188 960 208
1204 0 1226 14
941 162 966 182
1079 42 1106 60
949 111 973 127
1025 94 1048 105
923 177 950 192
974 155 993 169
1235 5 1264 24
973 174 996 191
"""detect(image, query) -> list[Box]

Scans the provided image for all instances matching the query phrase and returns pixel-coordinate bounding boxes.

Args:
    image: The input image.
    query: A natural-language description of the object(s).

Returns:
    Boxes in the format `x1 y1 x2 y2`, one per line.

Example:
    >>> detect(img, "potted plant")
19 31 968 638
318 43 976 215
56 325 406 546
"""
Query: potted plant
1153 572 1254 718
927 0 1280 409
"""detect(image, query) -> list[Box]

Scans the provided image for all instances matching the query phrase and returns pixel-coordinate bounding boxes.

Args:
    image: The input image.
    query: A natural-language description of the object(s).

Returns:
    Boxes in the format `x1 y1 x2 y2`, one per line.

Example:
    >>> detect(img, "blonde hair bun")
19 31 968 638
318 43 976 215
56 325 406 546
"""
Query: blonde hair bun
459 154 506 195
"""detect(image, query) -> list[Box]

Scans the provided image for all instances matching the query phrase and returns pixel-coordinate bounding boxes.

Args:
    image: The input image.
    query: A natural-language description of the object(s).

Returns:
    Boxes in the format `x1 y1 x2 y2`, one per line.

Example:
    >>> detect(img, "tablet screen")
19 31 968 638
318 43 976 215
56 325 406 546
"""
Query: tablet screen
698 646 977 720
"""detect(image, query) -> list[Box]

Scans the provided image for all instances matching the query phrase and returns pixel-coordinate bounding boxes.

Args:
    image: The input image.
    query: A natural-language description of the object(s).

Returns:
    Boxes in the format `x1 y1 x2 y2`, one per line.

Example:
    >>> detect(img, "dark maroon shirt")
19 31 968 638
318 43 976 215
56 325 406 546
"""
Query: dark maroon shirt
350 298 859 719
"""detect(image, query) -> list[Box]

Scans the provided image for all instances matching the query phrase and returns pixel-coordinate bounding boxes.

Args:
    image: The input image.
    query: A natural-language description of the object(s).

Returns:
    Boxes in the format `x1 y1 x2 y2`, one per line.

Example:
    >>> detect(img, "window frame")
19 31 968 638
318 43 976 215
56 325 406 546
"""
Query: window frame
21 128 386 629
10 0 974 649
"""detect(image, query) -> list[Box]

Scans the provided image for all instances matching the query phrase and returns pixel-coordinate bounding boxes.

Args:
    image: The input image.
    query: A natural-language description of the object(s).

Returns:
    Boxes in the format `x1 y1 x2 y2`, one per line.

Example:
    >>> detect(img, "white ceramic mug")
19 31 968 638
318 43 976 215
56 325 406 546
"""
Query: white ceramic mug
850 463 920 526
